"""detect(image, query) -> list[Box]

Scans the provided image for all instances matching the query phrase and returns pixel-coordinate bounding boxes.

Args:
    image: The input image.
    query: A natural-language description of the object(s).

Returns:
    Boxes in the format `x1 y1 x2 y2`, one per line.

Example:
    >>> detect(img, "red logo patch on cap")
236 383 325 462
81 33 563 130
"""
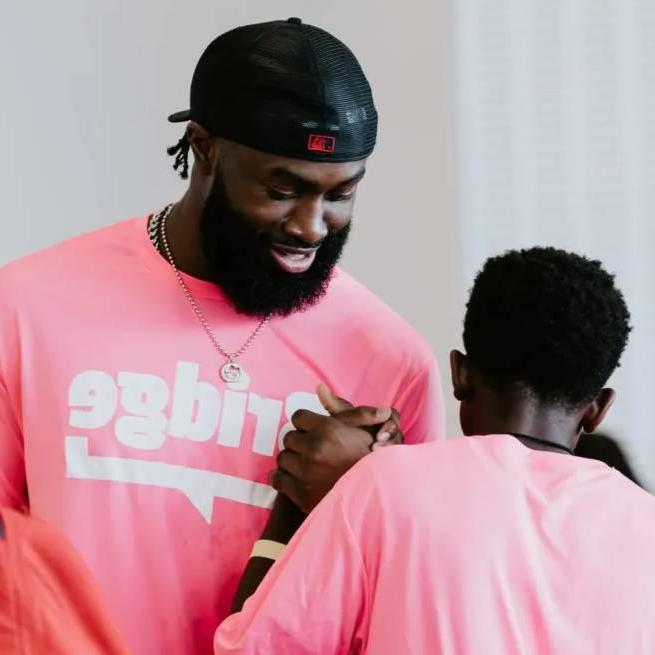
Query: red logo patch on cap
307 134 336 154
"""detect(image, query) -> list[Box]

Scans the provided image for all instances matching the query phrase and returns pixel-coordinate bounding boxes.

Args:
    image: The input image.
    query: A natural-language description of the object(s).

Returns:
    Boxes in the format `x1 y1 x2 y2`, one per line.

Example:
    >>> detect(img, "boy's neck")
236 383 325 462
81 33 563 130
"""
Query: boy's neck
468 391 579 454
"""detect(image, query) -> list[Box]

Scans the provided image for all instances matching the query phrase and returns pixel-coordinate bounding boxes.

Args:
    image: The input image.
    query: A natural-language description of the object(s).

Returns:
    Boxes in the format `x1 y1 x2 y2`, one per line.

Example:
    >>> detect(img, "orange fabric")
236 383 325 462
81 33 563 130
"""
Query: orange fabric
0 508 129 655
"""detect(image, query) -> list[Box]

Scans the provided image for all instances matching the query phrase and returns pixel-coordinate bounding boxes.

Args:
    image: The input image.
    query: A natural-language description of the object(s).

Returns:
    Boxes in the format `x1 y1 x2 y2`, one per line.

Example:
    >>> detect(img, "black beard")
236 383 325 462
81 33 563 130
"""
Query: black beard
199 176 350 317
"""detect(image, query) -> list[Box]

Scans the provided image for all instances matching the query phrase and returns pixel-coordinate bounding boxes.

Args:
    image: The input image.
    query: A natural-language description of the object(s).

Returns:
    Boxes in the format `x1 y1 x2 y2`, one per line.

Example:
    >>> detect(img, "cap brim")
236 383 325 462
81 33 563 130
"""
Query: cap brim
168 110 191 123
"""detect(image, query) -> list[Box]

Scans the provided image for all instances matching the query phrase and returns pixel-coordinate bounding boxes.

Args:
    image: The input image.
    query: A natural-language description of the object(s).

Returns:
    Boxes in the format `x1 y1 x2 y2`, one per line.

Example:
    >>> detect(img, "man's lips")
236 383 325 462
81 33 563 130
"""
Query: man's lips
270 244 318 274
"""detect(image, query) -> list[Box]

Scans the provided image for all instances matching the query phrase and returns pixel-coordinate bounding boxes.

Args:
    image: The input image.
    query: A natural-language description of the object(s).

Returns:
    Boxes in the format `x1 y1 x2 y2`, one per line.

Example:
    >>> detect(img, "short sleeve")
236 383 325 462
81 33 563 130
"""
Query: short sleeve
214 465 378 655
396 355 446 444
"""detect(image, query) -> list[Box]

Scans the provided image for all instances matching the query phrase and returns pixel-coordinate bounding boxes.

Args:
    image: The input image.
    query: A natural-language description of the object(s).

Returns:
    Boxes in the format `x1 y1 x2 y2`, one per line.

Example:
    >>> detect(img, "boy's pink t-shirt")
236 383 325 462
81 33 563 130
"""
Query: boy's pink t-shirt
0 217 443 655
215 435 655 655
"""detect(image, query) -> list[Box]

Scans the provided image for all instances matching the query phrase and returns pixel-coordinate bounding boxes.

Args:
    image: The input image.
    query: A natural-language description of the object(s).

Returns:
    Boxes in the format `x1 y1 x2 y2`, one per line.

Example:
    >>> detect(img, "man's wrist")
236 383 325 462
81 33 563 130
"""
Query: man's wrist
261 493 306 544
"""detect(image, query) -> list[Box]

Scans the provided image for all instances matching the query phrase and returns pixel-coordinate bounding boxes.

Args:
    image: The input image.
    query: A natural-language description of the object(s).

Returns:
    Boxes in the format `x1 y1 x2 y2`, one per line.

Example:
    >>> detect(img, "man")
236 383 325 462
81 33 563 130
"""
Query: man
0 509 129 654
215 247 655 654
0 18 443 655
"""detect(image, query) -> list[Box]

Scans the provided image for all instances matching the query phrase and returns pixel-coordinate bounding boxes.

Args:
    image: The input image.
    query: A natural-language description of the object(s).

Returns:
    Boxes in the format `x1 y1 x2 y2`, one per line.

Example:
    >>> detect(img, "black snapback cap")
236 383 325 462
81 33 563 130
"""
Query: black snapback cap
168 17 377 162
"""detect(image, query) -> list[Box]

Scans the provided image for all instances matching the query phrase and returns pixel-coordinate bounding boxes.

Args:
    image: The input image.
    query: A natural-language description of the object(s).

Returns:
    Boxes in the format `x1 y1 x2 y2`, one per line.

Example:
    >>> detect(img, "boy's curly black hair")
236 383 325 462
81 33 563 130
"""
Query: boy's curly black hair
463 247 632 407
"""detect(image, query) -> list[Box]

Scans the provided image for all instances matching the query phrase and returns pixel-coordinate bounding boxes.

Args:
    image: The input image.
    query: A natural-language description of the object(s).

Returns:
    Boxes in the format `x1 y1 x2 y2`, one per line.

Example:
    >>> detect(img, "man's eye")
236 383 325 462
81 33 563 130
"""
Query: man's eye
266 188 298 201
327 190 355 202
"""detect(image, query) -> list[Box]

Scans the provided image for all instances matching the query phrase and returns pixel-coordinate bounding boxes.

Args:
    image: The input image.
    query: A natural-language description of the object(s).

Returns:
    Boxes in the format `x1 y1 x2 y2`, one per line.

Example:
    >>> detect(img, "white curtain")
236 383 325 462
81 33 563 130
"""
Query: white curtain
455 0 655 488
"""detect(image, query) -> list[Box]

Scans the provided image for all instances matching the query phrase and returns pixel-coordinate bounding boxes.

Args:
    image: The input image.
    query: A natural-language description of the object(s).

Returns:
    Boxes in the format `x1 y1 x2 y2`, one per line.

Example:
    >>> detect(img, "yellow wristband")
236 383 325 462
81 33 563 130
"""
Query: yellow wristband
250 539 286 561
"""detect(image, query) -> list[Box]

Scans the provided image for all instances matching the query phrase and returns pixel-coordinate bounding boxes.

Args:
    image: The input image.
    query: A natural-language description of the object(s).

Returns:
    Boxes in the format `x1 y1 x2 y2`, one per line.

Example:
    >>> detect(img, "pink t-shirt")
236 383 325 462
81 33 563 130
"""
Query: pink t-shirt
215 435 655 654
0 216 443 655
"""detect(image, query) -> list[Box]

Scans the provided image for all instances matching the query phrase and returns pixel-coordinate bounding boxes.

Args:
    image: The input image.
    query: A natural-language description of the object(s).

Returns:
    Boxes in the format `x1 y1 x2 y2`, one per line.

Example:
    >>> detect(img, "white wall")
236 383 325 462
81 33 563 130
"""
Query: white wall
1 0 460 431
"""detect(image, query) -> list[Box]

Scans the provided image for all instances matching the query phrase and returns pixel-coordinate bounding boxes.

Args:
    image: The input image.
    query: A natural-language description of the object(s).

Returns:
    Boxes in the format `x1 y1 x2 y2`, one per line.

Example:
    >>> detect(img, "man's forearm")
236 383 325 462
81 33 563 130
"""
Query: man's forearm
230 494 305 613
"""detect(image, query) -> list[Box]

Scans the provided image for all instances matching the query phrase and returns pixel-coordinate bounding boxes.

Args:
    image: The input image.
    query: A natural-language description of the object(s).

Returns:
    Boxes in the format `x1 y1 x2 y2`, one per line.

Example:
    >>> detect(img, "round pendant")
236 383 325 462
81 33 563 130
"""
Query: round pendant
220 361 244 384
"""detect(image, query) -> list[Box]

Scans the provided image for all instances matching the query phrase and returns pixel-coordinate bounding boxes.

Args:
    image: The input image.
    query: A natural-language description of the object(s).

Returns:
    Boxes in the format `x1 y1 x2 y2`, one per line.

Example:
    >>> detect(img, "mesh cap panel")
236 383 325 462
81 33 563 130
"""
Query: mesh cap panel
169 18 377 162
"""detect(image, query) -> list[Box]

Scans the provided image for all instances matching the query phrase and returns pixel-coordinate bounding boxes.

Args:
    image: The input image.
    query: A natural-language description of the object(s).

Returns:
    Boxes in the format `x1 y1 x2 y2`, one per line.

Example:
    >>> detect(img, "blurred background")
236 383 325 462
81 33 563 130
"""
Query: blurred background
1 1 653 488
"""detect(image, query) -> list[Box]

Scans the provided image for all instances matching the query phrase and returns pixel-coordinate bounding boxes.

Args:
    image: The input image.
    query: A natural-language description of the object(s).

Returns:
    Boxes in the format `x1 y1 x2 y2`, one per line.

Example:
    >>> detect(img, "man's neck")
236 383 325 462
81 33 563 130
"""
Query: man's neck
162 194 210 281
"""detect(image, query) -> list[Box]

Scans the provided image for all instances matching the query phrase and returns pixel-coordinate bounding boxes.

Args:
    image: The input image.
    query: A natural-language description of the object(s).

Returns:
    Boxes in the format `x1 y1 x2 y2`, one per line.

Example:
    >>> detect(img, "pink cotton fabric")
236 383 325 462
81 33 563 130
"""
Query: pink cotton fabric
0 216 443 655
216 435 655 654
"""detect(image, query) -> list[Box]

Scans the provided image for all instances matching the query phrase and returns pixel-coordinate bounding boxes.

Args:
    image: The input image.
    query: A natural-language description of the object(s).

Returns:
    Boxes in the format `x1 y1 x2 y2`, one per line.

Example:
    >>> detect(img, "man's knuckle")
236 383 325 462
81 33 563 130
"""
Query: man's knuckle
309 446 326 465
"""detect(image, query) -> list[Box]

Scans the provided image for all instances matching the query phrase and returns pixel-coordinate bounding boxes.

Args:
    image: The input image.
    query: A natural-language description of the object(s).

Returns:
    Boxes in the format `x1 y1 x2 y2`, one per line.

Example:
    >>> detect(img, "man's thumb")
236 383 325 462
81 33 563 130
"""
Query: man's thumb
317 383 354 415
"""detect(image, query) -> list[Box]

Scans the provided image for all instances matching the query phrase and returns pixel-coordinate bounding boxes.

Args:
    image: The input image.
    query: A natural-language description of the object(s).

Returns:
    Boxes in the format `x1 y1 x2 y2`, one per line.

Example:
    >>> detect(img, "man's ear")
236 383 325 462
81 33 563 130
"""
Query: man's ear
186 122 219 176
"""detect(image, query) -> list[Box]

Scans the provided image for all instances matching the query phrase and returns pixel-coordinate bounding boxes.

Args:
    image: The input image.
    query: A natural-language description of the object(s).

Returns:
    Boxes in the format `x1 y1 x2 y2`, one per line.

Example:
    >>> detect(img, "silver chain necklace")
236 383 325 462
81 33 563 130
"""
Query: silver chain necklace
156 204 270 385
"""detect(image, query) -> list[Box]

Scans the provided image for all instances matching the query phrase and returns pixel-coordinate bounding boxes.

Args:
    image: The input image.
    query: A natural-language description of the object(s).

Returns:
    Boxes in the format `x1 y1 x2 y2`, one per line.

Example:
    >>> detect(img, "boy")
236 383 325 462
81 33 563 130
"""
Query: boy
215 247 654 654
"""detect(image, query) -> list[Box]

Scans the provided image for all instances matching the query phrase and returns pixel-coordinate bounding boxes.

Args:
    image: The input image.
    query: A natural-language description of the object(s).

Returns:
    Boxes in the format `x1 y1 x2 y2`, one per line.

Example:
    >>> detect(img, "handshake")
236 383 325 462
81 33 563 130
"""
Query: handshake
269 383 403 514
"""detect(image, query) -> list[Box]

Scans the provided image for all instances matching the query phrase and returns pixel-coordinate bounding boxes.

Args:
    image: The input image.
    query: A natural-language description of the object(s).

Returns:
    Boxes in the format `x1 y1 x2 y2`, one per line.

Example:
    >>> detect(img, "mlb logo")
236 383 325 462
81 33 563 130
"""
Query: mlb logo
307 134 336 154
